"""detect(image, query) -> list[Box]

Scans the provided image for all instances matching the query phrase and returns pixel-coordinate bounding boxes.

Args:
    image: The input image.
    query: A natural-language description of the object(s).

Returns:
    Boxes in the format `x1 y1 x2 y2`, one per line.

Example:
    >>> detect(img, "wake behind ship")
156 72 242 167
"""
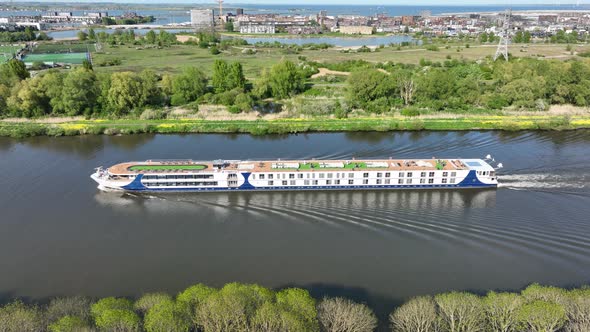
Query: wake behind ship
91 158 498 192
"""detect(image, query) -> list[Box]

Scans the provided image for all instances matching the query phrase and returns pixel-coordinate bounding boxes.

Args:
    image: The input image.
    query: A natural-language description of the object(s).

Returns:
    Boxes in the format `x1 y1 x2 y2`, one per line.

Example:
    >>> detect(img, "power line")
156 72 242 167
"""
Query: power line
494 9 511 61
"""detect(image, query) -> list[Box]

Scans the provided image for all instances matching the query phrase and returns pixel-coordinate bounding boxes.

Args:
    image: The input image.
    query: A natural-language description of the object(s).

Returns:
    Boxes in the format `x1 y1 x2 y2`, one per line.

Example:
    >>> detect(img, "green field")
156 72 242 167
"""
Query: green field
91 42 590 77
23 52 89 64
0 44 25 62
128 164 207 171
31 43 95 54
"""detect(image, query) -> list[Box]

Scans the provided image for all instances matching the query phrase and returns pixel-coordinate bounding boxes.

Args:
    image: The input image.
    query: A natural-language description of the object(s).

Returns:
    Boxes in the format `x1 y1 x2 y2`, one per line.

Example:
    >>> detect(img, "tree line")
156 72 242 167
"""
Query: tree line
344 57 590 115
1 283 589 332
0 58 309 118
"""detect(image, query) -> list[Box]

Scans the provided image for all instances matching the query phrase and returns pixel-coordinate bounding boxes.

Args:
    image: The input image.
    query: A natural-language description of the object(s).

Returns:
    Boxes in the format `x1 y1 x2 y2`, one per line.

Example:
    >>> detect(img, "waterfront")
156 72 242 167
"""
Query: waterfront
1 131 590 325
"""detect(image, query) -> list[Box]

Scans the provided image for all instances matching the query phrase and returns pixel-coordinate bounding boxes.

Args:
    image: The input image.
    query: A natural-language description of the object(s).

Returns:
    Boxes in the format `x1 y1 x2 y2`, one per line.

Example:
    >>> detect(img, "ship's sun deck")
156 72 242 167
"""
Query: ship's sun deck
107 159 469 176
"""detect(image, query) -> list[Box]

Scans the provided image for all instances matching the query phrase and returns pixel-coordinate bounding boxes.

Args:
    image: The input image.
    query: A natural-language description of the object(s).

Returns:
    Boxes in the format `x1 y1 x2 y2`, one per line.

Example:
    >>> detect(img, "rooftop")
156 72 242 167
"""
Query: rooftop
107 158 477 175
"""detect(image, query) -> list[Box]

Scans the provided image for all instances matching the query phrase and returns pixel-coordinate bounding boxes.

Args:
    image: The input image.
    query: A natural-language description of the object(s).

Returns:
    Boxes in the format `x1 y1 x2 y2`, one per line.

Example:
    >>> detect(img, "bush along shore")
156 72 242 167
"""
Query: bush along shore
3 35 590 137
1 283 590 332
1 114 589 138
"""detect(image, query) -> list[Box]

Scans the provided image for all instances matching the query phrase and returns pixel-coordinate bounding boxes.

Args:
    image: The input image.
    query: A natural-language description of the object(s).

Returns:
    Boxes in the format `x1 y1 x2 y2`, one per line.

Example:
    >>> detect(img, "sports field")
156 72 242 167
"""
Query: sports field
0 44 25 62
30 43 95 54
23 52 89 64
128 165 208 171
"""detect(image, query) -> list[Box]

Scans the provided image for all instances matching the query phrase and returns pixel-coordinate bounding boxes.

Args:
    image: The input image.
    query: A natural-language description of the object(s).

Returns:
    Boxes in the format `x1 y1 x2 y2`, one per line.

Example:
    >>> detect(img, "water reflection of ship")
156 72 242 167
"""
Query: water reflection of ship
94 189 496 214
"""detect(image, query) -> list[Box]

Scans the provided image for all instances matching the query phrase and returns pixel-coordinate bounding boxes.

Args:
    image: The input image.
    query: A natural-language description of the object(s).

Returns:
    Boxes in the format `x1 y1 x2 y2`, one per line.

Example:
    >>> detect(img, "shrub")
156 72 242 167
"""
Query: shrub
401 108 421 117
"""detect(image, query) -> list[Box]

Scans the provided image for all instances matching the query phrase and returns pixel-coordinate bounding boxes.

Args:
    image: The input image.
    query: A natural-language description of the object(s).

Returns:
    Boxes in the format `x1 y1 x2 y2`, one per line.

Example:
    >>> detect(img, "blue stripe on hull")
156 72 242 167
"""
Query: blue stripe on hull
122 183 497 193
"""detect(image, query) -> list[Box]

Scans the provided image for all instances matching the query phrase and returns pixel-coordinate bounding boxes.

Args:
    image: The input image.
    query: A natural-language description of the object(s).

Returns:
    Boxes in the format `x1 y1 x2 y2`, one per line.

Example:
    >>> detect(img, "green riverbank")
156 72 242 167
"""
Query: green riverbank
1 115 590 138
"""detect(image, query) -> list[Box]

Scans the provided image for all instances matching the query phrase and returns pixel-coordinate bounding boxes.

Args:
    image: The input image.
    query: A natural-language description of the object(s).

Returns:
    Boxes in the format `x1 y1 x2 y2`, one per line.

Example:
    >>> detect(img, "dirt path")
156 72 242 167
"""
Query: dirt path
311 68 350 79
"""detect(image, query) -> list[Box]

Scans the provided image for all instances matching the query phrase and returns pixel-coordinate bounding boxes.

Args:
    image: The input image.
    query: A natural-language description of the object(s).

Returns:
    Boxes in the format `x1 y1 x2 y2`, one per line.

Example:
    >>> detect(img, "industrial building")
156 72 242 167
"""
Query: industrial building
190 9 215 31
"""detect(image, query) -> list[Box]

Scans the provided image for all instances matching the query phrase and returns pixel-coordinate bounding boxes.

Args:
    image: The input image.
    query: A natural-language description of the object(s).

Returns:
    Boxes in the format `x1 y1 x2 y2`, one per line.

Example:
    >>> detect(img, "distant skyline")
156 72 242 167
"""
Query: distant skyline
15 0 589 5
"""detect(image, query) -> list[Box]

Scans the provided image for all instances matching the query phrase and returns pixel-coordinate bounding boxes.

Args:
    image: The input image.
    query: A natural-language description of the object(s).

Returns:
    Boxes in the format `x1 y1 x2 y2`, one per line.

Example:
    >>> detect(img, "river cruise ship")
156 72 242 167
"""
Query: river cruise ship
91 158 498 192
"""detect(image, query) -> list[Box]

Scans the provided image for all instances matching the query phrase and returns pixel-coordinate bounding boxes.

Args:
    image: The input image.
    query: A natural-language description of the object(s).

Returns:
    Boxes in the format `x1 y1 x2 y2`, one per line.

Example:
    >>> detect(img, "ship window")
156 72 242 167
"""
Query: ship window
429 172 435 177
385 172 391 177
268 180 274 186
420 179 426 184
282 174 286 179
259 174 265 179
442 178 448 183
326 180 332 185
312 173 316 179
398 179 403 184
420 172 426 177
327 173 333 178
450 178 456 183
304 180 310 185
399 172 404 177
443 172 448 177
307 173 311 179
251 174 255 180
451 172 457 177
268 174 274 179
282 180 288 186
289 174 295 179
407 172 413 177
319 173 325 179
363 179 369 184
336 173 340 178
348 173 354 178
313 180 318 185
376 179 382 184
385 179 390 184
335 180 340 185
290 180 296 185
428 179 434 184
348 179 354 185
377 173 382 178
298 174 303 179
363 173 369 178
407 179 412 184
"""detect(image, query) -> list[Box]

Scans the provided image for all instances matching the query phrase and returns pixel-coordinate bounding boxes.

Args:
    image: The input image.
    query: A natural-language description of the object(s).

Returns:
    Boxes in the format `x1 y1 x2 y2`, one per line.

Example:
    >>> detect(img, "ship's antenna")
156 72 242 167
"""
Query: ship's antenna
494 9 512 61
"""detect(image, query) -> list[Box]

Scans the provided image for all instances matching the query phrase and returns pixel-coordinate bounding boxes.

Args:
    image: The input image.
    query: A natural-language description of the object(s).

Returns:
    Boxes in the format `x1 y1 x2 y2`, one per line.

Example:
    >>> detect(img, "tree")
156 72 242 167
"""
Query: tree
521 284 568 306
483 292 523 332
390 296 437 332
135 293 172 314
106 72 150 115
24 26 35 41
61 67 99 116
228 62 246 90
138 69 162 105
523 31 532 43
196 283 274 332
144 299 190 332
95 309 141 331
513 31 523 43
77 31 88 41
212 59 230 93
6 58 29 80
564 288 590 332
176 283 216 329
48 315 91 332
146 30 157 44
517 300 567 332
45 296 93 324
171 67 208 105
396 69 416 106
88 28 96 41
276 288 319 331
267 60 305 99
435 292 484 332
82 59 93 71
225 21 234 32
6 79 48 117
317 297 378 332
0 300 43 332
480 33 488 43
346 69 396 109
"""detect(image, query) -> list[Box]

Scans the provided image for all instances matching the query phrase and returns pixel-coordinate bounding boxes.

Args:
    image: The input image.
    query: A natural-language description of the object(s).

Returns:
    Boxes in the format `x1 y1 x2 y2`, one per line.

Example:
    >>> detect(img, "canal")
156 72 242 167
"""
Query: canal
1 131 589 324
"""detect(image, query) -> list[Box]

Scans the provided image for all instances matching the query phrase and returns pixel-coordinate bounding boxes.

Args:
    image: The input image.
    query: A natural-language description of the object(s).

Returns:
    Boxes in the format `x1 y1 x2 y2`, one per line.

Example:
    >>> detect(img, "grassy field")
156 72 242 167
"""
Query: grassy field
128 164 207 171
31 43 96 54
23 52 89 64
91 42 590 77
2 114 589 138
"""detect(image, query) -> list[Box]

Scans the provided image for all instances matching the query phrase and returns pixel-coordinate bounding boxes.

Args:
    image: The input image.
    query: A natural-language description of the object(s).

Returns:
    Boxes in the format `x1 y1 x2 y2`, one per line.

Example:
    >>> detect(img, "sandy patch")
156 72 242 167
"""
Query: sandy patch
311 68 350 79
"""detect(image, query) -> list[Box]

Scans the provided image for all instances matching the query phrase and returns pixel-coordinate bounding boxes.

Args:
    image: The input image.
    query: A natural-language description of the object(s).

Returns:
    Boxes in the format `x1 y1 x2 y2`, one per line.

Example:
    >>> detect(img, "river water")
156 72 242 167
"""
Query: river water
1 131 589 324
